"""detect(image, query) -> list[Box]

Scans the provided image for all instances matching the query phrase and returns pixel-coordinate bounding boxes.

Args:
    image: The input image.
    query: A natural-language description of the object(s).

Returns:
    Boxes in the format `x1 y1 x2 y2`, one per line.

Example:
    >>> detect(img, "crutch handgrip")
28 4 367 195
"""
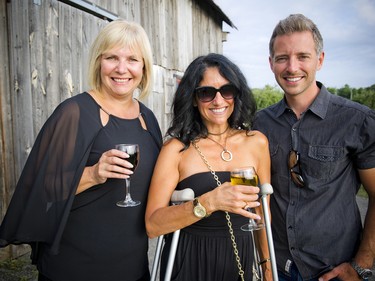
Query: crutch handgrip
260 183 273 196
150 188 195 281
170 188 195 204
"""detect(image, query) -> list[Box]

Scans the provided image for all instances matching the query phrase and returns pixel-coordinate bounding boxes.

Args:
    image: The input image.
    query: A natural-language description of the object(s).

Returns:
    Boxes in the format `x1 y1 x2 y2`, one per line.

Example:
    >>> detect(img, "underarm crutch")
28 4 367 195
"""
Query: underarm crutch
150 188 195 281
260 183 278 281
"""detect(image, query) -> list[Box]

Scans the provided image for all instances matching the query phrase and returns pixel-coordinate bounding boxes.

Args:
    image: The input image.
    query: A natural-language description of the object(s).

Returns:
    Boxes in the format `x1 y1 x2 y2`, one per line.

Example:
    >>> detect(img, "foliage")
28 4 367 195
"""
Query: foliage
252 84 283 110
253 83 375 110
327 84 375 110
351 85 375 109
0 255 38 281
358 185 369 198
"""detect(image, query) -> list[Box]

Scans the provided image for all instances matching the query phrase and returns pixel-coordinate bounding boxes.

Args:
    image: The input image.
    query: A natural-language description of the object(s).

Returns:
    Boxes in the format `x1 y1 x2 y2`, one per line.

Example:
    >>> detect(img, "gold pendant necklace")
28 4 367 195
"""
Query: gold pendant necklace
206 135 233 162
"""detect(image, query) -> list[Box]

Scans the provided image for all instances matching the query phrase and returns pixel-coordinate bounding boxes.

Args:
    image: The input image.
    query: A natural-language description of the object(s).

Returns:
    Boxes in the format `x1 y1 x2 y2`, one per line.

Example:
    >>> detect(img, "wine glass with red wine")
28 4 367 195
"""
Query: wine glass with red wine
115 144 140 207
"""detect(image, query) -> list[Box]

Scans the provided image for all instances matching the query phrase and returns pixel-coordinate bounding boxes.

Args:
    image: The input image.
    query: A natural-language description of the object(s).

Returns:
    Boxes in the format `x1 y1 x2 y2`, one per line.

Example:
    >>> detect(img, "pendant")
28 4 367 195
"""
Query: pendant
221 149 233 162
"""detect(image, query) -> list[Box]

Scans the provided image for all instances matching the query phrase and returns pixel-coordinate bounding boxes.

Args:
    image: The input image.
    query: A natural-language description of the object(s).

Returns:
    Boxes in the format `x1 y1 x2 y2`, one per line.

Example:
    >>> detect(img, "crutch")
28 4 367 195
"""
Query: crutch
150 188 195 281
259 183 278 281
251 231 262 280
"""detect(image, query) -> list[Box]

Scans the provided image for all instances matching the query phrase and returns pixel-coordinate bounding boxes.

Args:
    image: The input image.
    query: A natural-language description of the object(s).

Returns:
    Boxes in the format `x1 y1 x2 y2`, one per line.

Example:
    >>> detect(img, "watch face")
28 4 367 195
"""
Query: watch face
194 206 206 218
362 270 373 278
351 260 373 279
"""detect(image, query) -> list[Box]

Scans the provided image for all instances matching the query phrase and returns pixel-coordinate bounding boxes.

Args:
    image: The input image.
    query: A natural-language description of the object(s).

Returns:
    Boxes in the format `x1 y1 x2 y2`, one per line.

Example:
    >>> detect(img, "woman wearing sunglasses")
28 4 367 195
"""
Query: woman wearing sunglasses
145 53 272 281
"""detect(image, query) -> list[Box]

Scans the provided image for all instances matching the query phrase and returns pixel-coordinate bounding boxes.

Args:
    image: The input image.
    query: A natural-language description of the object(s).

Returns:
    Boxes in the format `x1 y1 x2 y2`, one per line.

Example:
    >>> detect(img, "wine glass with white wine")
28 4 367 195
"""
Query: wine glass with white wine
230 166 264 231
115 144 140 207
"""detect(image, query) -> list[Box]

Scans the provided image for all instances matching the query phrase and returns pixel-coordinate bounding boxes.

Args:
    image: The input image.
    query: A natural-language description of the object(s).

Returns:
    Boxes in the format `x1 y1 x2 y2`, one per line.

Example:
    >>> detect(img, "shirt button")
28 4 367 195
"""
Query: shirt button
288 225 293 230
291 247 295 251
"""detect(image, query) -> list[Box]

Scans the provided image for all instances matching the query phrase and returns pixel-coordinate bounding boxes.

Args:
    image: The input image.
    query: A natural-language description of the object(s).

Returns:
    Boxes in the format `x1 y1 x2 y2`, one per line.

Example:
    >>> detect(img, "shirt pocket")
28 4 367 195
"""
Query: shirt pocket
269 139 288 179
307 145 345 180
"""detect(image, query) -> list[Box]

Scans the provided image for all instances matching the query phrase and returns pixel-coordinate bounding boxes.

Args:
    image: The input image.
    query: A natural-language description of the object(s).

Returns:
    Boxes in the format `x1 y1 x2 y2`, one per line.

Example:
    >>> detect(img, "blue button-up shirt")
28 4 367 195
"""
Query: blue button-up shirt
253 82 375 279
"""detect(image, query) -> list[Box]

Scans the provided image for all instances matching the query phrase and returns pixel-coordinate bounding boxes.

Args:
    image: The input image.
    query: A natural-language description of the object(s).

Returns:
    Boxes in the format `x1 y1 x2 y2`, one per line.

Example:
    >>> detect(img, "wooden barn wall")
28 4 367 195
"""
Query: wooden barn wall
0 0 225 259
139 0 224 131
191 1 223 58
0 0 14 225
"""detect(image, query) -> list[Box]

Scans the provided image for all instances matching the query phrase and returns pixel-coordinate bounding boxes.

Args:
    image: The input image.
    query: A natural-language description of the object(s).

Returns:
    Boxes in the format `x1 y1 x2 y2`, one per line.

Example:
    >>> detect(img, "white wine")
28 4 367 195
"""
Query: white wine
230 174 258 186
231 166 264 231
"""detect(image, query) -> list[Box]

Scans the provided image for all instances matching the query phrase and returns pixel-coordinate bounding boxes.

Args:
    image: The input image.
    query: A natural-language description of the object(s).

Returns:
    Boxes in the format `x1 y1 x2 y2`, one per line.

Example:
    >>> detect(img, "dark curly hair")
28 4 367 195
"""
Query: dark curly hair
166 53 257 150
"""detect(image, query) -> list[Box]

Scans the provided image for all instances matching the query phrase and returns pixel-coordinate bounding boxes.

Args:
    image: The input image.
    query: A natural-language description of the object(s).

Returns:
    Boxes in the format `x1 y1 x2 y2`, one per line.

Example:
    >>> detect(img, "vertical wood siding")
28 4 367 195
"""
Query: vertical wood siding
0 0 226 259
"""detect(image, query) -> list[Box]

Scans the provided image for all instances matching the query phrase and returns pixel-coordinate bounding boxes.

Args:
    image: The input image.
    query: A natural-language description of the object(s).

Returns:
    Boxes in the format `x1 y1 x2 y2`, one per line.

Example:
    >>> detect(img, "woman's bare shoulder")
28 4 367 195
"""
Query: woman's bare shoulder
235 129 269 146
162 137 186 151
249 130 269 144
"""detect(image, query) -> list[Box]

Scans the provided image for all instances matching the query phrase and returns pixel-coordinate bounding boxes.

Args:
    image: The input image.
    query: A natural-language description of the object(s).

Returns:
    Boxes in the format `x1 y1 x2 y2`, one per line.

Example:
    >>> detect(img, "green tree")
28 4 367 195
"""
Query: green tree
253 84 375 110
337 84 352 99
327 87 337 95
352 85 375 109
253 84 283 110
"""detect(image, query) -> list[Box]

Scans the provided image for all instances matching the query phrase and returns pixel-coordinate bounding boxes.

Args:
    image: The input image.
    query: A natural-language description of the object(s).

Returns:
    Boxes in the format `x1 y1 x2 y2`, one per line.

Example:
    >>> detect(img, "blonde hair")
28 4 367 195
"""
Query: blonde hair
88 20 153 100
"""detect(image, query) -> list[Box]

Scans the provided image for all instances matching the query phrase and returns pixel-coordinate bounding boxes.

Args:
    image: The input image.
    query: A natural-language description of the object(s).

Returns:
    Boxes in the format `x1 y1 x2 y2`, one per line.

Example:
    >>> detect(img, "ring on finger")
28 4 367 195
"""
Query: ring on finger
243 201 248 209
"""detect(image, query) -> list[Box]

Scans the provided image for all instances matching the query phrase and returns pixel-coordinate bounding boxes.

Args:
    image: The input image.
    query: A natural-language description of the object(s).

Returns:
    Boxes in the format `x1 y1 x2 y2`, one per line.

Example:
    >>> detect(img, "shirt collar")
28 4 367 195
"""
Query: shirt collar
275 81 331 119
308 82 330 119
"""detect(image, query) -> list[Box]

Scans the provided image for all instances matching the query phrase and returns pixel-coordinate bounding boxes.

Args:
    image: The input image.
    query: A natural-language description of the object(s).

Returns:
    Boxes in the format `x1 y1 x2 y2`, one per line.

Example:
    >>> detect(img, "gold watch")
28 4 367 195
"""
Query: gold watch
193 197 209 218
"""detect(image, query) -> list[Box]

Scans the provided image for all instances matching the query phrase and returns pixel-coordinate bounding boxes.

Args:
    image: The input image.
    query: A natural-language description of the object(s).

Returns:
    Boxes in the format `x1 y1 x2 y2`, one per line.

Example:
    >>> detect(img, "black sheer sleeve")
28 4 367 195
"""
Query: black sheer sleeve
0 93 102 254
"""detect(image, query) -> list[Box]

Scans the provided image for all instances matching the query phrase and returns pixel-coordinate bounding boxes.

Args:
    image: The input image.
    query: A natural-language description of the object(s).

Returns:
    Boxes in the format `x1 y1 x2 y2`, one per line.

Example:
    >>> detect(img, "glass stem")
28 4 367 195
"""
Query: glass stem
125 178 132 202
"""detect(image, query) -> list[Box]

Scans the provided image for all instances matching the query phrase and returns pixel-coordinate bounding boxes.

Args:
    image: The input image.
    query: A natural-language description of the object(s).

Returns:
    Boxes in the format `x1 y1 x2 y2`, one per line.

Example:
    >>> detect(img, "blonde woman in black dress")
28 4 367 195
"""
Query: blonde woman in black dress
0 20 162 281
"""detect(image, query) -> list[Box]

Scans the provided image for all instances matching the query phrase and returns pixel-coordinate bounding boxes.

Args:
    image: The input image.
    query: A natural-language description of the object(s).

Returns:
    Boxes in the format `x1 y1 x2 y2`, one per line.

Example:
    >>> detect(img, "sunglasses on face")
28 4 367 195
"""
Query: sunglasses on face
194 84 237 103
288 150 305 187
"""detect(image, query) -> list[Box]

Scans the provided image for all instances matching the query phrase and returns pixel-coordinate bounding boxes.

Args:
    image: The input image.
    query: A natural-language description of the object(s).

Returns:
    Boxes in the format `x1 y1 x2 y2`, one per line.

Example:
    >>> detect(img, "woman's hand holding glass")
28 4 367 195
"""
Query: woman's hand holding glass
77 147 137 195
231 166 264 231
90 147 134 181
202 178 260 218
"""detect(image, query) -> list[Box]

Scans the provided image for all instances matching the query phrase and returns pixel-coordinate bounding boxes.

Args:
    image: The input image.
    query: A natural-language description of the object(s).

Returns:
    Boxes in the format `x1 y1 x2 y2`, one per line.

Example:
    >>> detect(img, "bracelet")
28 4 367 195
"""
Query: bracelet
258 258 271 265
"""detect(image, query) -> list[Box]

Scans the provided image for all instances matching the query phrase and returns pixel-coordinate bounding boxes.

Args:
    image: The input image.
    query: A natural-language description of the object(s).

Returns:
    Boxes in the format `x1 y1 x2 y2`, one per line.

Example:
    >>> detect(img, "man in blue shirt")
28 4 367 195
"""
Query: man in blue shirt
253 14 375 281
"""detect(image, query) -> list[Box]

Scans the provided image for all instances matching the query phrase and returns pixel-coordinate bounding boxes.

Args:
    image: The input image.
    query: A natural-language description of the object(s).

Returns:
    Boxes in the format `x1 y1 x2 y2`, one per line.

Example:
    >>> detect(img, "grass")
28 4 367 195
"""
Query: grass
0 254 38 281
358 185 369 198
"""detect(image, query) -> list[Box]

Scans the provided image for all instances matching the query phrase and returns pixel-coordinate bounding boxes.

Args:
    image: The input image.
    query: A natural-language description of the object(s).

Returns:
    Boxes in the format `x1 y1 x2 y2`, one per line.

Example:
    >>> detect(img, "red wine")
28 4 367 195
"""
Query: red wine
127 151 139 172
115 144 139 172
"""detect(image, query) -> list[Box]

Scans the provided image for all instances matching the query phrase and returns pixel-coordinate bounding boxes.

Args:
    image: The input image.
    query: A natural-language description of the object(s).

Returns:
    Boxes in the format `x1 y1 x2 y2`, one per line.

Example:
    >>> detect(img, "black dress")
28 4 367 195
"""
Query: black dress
160 172 255 281
38 111 159 280
0 93 162 281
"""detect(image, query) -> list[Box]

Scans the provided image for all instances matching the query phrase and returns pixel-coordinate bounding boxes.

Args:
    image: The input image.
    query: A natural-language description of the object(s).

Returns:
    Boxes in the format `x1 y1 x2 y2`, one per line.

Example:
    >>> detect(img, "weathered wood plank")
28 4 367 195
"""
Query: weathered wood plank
10 0 35 176
0 0 15 218
44 0 61 115
29 0 48 133
58 2 75 100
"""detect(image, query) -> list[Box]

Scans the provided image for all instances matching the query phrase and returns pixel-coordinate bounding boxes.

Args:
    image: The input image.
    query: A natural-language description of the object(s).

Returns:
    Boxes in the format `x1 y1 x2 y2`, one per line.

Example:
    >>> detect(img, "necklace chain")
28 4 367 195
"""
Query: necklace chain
205 134 233 162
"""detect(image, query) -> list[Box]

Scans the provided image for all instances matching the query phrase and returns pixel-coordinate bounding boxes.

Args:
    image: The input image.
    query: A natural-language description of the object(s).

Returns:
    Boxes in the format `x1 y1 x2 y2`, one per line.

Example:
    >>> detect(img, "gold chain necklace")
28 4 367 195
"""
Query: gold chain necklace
205 134 233 162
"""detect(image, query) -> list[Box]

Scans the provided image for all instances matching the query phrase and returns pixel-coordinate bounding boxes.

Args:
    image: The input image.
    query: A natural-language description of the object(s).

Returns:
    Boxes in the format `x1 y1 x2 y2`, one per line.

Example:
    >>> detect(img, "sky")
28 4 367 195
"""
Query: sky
214 0 375 89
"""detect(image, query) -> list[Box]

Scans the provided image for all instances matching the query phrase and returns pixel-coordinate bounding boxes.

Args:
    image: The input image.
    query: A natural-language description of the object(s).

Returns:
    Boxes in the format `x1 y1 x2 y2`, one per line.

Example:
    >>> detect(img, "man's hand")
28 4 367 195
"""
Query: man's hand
318 262 361 281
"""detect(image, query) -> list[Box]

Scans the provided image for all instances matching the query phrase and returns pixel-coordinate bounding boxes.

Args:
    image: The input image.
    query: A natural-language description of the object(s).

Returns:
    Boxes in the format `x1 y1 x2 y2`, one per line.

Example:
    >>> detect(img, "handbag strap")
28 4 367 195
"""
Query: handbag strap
192 140 246 281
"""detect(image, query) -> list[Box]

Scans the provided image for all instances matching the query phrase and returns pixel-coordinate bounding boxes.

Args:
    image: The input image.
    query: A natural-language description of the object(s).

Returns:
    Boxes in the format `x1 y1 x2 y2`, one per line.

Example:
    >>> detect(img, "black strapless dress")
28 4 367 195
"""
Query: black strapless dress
160 172 255 281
